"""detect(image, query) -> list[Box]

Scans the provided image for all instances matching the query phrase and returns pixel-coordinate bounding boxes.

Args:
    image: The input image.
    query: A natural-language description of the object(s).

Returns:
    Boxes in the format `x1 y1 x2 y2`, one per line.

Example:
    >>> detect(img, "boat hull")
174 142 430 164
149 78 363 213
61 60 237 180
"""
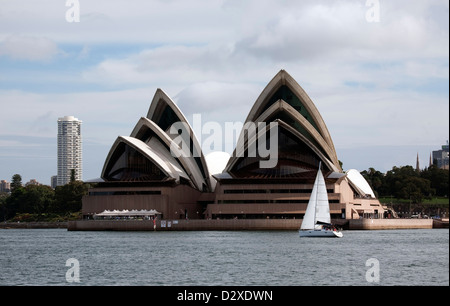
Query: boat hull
299 229 343 238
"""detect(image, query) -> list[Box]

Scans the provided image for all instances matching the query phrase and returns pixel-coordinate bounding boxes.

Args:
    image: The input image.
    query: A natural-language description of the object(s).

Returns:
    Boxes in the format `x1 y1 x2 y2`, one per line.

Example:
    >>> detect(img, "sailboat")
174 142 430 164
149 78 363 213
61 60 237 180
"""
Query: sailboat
299 163 343 238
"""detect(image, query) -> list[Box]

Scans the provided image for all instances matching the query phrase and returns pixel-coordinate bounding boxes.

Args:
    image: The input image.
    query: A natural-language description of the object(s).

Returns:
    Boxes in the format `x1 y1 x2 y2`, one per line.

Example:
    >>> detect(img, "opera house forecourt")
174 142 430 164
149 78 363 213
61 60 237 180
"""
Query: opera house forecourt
72 70 400 231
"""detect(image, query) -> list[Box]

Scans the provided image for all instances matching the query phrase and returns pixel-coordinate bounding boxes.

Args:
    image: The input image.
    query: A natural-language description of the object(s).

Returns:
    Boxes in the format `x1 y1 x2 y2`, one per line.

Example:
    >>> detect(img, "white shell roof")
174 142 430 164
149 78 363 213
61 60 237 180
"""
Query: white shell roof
130 117 206 190
205 151 231 191
205 151 231 175
345 169 376 198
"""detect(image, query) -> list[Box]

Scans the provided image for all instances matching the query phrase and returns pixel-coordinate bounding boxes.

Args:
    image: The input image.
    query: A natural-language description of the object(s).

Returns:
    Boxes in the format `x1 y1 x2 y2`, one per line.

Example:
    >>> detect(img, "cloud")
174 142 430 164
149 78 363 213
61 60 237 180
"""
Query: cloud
233 0 449 62
0 88 153 142
0 35 62 62
174 81 262 123
321 89 449 148
81 44 242 87
0 0 448 182
83 45 201 85
0 139 42 148
25 111 54 137
77 45 90 60
0 0 239 45
77 0 448 96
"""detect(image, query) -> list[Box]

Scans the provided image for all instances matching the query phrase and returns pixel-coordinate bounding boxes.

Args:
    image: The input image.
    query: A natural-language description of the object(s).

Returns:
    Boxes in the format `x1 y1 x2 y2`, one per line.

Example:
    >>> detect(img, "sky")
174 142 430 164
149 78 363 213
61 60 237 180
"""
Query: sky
0 0 448 185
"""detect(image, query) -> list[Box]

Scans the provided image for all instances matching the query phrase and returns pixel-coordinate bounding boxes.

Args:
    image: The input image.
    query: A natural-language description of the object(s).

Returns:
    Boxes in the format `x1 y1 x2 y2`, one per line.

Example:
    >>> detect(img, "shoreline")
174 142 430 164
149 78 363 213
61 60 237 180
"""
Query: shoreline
67 218 437 231
0 221 67 229
1 218 447 230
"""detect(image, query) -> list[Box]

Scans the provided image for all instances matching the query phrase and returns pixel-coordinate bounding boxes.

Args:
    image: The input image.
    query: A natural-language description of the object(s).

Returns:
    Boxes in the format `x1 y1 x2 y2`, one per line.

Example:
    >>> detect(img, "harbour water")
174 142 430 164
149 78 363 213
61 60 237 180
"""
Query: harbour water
0 228 448 286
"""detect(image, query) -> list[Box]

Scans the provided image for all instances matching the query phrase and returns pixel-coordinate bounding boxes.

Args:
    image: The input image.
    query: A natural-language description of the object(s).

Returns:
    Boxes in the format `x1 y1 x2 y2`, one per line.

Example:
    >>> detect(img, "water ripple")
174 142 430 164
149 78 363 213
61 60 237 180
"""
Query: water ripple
0 228 448 286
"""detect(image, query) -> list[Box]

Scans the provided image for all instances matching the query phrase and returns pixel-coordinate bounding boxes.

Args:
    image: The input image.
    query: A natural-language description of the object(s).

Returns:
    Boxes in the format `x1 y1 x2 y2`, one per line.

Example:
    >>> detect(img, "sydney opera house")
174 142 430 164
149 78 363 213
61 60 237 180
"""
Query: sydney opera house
81 70 386 222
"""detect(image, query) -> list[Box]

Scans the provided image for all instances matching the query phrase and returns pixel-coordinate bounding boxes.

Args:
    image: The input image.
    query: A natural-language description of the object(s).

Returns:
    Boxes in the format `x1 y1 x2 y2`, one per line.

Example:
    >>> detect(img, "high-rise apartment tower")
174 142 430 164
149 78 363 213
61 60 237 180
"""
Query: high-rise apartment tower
57 116 82 186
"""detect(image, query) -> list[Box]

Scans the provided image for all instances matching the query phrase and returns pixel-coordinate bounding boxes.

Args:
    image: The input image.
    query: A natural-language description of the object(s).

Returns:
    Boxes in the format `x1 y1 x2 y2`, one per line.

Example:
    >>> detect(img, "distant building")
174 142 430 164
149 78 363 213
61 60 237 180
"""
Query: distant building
432 142 449 170
25 179 40 186
57 116 82 186
0 180 11 193
51 176 58 189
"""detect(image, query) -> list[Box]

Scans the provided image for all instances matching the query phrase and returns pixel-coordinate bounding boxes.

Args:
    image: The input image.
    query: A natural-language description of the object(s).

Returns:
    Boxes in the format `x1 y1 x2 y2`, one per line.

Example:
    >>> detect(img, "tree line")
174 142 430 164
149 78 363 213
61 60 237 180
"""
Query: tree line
0 174 90 222
361 164 449 204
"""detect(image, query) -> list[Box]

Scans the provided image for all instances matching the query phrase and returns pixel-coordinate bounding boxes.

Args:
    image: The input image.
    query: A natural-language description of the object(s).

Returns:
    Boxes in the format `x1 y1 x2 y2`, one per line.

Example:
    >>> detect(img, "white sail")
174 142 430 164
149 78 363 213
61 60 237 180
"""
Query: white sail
301 183 317 230
300 164 330 230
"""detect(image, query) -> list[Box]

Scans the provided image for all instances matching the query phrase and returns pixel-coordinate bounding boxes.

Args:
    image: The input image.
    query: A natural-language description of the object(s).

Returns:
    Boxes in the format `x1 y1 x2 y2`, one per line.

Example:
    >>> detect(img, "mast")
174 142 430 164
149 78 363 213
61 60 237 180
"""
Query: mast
312 162 321 224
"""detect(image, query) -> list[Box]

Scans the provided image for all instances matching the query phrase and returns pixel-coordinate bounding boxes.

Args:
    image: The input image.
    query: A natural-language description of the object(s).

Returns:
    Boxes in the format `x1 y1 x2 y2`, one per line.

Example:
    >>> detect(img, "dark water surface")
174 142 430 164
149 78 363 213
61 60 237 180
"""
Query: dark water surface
0 228 448 286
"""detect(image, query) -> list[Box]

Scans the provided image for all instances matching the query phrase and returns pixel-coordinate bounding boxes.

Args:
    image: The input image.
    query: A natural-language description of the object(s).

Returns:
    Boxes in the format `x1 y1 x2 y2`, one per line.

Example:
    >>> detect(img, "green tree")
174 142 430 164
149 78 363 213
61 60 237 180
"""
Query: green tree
10 174 22 192
420 165 449 197
4 186 25 219
70 169 76 183
398 176 434 204
0 192 10 221
21 185 55 214
0 175 89 221
4 184 55 216
380 165 437 203
53 181 88 213
361 167 385 197
383 166 417 197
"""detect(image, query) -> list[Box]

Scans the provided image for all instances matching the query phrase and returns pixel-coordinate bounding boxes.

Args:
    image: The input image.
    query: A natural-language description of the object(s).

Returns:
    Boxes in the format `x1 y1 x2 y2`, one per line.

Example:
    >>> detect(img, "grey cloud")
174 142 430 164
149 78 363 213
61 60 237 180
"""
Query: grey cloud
232 0 448 62
0 35 62 62
174 82 262 124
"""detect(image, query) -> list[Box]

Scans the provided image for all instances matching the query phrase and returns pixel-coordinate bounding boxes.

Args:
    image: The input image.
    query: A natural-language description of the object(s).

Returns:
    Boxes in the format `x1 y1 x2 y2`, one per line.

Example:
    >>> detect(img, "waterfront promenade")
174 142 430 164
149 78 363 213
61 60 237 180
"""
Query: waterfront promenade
2 218 446 231
66 218 440 231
